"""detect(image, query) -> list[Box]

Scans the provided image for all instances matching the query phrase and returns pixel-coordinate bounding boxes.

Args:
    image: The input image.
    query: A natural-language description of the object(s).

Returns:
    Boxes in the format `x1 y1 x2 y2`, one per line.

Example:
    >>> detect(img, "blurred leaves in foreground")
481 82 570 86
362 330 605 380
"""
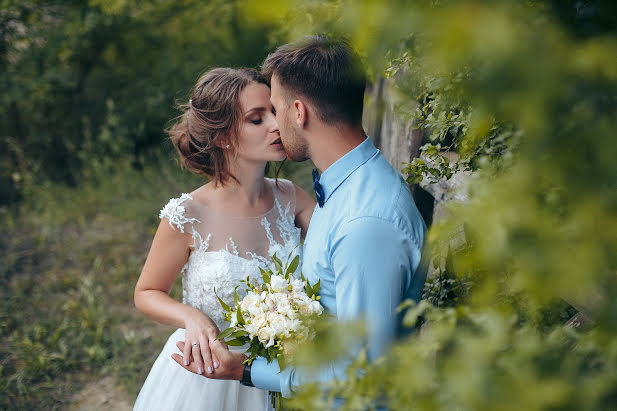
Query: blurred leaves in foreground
254 1 617 410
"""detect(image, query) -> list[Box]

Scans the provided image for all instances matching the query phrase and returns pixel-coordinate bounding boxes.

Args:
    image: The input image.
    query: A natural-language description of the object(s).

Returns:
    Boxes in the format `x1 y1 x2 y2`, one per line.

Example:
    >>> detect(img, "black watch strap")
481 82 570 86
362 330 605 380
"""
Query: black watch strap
240 364 254 387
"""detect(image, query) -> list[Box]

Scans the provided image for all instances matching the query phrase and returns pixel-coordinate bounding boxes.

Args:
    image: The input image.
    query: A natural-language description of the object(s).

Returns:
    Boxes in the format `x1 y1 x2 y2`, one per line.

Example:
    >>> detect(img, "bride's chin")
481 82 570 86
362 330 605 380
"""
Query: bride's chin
273 152 287 162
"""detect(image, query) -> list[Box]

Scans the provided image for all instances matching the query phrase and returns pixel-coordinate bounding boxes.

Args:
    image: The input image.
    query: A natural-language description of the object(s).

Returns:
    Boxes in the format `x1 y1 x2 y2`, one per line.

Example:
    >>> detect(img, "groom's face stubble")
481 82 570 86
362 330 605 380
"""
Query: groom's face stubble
270 75 309 162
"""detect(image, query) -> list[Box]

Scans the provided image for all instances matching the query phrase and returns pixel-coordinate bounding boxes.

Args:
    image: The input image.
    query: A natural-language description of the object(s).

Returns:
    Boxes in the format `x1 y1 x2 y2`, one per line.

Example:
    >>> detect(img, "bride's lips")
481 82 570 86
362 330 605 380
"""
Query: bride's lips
270 138 283 147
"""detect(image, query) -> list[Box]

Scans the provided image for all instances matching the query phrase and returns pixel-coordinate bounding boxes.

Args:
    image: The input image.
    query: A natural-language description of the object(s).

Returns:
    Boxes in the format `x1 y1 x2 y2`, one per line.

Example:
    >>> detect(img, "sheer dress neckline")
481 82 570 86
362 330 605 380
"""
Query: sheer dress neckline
189 178 280 220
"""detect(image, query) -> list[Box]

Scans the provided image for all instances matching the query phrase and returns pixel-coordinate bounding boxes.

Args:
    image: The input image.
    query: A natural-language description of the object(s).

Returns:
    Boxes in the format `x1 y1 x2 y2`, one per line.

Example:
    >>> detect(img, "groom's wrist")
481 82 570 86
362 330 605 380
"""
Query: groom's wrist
239 364 253 387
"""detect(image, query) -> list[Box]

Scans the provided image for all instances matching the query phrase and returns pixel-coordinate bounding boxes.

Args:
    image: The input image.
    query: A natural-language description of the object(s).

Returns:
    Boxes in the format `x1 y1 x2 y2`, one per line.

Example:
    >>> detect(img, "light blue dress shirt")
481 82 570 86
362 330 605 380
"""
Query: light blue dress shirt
251 137 427 397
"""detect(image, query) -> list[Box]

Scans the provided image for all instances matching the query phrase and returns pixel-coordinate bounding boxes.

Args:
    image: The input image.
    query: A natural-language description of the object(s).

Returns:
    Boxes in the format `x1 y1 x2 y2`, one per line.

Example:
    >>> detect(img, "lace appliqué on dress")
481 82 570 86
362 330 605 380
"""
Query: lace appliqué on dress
159 194 200 233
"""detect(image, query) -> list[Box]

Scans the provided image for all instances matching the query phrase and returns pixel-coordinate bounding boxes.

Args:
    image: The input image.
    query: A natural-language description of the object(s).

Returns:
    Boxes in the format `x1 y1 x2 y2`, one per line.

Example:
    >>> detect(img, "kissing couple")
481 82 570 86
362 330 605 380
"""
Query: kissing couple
133 35 427 410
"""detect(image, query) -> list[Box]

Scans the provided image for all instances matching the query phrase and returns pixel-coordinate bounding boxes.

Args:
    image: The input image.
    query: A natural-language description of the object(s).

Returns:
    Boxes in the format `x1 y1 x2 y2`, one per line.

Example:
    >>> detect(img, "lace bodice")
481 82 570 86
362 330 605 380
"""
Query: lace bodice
159 178 302 329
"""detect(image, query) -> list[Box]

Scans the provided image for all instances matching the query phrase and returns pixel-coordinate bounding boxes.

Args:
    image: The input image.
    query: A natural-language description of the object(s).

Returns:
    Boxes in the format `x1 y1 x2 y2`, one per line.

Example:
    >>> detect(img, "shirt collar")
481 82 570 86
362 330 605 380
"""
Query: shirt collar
318 137 378 205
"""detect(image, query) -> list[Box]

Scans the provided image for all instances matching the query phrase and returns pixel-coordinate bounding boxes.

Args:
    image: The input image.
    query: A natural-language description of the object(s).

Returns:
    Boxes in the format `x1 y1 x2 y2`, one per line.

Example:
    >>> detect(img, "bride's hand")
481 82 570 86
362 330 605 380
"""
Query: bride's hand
182 309 221 375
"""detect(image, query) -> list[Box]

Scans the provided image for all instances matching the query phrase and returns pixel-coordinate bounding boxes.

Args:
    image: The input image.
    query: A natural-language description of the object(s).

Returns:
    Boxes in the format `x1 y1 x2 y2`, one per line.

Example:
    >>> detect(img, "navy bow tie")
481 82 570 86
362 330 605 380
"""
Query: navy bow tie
312 168 325 208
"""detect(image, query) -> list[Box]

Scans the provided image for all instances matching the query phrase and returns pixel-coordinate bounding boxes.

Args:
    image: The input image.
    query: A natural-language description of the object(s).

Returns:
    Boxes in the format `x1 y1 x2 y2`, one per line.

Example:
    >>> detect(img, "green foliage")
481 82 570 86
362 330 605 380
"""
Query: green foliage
0 0 276 201
255 1 617 409
422 248 470 309
0 158 201 409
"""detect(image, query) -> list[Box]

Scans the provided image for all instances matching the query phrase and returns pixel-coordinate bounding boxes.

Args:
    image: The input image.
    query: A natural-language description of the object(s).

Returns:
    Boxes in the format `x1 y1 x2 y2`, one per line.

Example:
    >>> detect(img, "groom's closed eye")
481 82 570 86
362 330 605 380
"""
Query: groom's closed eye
271 106 276 117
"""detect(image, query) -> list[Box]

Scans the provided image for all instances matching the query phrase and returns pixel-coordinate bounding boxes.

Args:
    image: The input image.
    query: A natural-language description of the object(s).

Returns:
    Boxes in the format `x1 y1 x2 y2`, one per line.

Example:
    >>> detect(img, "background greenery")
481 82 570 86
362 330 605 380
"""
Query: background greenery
1 1 310 408
2 0 617 410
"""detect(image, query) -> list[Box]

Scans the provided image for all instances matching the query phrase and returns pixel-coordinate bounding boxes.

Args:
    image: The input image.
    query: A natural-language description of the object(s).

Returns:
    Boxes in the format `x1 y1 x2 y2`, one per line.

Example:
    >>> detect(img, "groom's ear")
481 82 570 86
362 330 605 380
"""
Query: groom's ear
292 99 308 128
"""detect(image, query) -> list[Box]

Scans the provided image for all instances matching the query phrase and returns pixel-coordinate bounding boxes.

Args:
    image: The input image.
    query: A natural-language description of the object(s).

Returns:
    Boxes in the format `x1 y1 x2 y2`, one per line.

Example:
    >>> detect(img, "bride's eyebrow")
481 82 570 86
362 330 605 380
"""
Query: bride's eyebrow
244 107 266 115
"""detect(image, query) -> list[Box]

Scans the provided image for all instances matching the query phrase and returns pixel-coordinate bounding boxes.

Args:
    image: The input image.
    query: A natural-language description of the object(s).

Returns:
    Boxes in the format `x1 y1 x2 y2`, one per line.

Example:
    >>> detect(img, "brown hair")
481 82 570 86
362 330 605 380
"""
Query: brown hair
261 34 366 127
168 68 268 184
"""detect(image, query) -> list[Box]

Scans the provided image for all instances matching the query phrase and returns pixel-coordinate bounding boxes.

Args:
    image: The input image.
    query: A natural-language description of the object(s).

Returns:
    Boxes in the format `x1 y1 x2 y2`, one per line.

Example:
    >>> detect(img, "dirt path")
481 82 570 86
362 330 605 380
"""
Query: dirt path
69 376 132 411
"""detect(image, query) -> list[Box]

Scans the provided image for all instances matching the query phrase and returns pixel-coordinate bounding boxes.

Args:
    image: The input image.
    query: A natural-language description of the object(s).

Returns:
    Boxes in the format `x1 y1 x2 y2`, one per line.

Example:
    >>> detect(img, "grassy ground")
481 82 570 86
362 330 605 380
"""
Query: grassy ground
0 155 314 409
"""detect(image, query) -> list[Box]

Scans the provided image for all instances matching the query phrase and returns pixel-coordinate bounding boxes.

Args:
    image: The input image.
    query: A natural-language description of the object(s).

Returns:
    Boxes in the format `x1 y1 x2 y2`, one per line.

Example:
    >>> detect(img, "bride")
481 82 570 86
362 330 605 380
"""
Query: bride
133 67 315 410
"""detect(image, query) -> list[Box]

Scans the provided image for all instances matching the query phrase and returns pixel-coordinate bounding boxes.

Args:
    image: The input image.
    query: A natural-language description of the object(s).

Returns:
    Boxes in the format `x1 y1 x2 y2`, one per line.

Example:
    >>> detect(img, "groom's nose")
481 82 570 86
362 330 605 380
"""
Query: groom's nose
267 113 279 134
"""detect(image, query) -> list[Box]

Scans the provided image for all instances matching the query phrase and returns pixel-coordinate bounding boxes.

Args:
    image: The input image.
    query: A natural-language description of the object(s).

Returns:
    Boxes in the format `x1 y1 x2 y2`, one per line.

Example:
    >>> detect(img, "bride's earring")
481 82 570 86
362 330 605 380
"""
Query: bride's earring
226 144 230 149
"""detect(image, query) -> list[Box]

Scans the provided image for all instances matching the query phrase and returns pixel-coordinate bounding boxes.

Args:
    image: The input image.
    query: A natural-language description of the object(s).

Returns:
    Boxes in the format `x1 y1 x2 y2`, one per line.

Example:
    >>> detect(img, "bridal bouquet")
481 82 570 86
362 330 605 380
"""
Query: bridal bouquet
215 253 324 370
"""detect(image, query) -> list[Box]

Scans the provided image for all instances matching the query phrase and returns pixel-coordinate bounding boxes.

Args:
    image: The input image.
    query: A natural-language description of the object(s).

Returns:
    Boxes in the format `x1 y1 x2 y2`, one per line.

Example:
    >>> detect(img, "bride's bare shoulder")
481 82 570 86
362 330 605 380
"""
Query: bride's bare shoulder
189 182 218 208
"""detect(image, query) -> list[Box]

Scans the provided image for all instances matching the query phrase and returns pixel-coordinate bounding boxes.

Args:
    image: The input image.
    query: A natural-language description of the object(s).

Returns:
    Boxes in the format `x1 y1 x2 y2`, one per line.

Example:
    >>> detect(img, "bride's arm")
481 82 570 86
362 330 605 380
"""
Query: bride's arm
134 219 219 375
134 219 193 326
294 184 316 239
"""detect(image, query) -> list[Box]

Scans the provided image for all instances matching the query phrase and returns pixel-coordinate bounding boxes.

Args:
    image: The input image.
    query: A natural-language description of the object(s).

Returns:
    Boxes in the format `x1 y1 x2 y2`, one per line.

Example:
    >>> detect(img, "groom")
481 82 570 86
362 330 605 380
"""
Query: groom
173 35 427 397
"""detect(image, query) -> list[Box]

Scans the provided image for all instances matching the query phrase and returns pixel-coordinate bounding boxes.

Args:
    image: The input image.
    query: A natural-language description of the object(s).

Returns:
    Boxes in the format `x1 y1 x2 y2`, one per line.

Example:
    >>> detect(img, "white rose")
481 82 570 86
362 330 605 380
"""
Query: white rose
286 308 298 320
310 300 323 315
269 313 290 338
242 292 265 314
292 293 309 308
246 300 265 317
252 313 268 330
290 278 305 294
273 293 291 314
257 326 276 348
265 311 278 324
270 275 288 293
264 294 276 312
245 322 259 339
240 296 251 312
286 317 301 333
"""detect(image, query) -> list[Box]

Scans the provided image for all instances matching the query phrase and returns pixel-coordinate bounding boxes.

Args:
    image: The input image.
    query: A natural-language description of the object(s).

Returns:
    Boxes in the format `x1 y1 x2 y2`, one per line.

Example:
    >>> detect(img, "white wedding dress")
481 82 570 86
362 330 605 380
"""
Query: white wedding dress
134 178 302 411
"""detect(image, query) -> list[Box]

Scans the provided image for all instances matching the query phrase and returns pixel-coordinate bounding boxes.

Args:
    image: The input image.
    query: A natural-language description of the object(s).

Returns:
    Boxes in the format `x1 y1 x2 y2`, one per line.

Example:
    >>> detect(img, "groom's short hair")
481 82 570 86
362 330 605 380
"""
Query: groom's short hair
262 34 366 127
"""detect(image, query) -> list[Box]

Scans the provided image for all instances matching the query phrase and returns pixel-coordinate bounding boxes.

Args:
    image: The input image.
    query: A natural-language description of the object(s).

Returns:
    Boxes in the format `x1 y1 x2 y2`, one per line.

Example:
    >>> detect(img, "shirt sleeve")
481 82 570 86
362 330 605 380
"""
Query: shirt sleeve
330 217 419 360
251 217 423 396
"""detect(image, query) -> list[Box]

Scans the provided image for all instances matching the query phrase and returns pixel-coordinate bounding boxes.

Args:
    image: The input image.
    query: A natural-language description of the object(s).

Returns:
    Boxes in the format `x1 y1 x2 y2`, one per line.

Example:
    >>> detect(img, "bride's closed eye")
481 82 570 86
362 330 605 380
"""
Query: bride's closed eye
250 118 262 125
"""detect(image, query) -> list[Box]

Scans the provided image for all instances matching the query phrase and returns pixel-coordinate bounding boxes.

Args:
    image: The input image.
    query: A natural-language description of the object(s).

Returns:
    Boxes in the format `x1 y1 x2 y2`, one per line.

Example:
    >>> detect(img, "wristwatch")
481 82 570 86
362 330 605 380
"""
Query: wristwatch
240 364 254 387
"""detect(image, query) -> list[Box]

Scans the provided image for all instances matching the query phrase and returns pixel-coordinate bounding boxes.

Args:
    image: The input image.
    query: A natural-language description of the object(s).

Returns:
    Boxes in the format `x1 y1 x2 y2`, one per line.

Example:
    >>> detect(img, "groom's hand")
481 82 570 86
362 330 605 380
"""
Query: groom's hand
172 340 245 381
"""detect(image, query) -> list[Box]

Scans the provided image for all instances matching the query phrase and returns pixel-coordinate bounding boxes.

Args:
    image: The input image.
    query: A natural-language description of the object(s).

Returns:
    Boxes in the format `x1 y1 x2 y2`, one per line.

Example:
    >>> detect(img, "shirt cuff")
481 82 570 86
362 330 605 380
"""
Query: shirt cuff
250 357 282 392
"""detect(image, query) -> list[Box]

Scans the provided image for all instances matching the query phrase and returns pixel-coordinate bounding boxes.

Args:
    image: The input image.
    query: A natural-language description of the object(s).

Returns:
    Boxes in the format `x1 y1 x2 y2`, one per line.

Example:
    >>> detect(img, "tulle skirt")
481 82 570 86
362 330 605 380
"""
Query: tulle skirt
134 329 272 411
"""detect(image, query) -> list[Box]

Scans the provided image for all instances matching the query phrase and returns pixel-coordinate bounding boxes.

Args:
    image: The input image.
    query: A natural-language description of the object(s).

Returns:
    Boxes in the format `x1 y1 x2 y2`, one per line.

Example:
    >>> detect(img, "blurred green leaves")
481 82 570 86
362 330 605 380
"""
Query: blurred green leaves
254 1 617 409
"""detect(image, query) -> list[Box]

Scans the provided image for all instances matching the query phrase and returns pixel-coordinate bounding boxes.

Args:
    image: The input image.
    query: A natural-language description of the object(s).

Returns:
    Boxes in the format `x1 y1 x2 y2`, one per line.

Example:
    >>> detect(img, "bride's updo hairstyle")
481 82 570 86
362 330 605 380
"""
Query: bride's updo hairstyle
168 68 269 184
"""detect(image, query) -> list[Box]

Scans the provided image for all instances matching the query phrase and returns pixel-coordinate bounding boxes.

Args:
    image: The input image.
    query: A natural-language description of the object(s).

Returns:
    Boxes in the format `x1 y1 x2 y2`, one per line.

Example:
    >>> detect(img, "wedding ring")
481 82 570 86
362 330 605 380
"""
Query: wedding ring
192 342 199 347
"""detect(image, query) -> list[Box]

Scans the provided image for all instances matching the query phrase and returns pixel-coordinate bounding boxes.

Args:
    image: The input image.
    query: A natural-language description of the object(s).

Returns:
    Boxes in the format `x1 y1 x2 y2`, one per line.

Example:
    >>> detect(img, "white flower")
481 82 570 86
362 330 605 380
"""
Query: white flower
245 322 259 339
286 308 298 320
264 294 277 312
273 293 291 315
270 275 289 293
310 300 323 315
291 293 310 308
286 317 301 333
257 326 276 348
242 291 265 316
269 313 290 338
246 300 265 317
290 277 305 294
252 313 268 330
265 311 278 324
